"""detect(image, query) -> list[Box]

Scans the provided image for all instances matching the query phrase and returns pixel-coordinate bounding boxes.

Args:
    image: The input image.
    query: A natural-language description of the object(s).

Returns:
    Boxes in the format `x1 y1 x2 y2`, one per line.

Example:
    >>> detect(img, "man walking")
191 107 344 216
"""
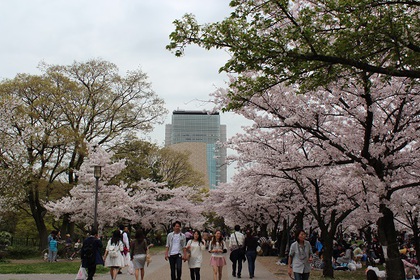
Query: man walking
81 228 103 280
165 221 187 280
229 225 245 278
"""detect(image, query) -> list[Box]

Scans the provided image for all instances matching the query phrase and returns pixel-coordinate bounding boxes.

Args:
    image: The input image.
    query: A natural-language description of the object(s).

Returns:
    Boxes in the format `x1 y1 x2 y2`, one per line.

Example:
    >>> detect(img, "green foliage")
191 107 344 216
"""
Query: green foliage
0 261 109 274
202 212 227 232
167 0 420 110
5 246 39 259
112 138 206 188
0 232 12 246
0 58 168 249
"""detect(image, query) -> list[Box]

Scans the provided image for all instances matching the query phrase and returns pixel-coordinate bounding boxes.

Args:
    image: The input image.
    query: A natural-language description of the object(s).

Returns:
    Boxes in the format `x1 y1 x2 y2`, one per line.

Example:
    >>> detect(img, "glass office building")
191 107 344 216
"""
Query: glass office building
165 110 227 189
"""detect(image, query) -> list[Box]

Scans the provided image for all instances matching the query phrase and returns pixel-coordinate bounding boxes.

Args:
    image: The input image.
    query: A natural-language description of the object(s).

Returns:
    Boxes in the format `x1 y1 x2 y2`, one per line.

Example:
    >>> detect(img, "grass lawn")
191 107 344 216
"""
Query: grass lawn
0 261 109 274
0 245 165 274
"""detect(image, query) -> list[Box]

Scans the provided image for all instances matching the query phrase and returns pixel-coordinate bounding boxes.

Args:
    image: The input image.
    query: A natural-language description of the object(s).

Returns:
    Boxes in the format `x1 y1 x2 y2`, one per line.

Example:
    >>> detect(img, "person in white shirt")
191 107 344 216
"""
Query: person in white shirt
165 221 187 280
288 229 313 280
118 225 130 273
186 230 206 280
229 225 245 278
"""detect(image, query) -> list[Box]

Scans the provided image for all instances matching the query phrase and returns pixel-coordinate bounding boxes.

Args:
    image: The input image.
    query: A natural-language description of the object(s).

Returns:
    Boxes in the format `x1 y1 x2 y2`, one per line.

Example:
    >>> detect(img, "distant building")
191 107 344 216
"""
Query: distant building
165 110 227 189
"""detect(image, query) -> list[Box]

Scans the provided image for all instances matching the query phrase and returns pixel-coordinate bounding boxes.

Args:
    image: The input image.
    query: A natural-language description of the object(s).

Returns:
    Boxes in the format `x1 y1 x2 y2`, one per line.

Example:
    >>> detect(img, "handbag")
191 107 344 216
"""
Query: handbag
75 265 87 280
109 243 119 258
234 233 246 262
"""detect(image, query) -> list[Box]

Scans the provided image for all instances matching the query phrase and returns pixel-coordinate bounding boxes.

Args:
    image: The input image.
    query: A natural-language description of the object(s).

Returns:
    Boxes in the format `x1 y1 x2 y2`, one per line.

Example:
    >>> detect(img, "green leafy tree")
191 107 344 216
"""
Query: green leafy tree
0 59 167 249
167 0 419 109
112 139 205 188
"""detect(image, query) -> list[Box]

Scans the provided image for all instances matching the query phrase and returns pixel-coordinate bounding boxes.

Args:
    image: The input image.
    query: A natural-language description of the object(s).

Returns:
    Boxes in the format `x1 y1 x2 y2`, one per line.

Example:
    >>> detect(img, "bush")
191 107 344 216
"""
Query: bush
0 249 8 262
0 232 12 246
6 245 39 259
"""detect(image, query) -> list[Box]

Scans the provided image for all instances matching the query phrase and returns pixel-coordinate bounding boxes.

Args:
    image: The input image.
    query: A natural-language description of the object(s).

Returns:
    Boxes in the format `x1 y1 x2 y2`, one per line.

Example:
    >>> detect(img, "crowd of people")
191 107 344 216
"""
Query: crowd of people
281 229 420 279
164 221 262 280
49 223 419 280
46 230 81 261
71 221 268 280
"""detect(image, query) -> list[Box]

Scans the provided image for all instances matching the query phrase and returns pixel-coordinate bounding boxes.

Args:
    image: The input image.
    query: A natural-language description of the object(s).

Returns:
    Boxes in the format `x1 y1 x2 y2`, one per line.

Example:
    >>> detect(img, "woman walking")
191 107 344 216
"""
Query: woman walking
208 230 227 280
104 230 125 280
288 229 313 280
130 229 153 280
244 229 259 279
186 230 206 280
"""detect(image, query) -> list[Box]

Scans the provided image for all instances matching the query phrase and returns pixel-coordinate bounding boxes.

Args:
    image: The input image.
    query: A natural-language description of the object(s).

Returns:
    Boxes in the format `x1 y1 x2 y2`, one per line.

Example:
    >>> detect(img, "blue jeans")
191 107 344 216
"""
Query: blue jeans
294 272 310 280
169 254 182 280
246 251 257 277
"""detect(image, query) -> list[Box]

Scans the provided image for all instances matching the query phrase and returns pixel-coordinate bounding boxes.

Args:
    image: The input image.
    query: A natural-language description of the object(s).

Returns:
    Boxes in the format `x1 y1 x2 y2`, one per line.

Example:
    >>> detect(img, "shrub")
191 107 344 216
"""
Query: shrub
0 232 12 246
6 245 39 259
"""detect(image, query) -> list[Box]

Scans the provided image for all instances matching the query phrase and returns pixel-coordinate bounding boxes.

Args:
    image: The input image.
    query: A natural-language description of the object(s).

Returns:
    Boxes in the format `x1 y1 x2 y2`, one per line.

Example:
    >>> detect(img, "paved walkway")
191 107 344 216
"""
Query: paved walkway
0 252 281 280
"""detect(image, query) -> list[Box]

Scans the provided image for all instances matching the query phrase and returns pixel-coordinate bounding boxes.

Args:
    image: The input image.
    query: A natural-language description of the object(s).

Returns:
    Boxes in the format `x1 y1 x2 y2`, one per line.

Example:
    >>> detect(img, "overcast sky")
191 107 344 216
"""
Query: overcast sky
0 0 251 146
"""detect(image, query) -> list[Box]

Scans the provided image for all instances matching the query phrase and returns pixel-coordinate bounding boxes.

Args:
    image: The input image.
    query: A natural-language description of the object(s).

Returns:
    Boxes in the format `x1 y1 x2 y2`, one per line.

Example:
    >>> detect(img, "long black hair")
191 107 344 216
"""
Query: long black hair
111 230 121 245
193 230 204 245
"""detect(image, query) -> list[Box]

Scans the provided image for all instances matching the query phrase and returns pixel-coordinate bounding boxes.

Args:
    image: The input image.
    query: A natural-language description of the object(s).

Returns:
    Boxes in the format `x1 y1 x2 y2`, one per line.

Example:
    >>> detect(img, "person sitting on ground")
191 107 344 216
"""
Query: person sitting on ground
336 244 353 266
311 248 324 270
402 254 420 280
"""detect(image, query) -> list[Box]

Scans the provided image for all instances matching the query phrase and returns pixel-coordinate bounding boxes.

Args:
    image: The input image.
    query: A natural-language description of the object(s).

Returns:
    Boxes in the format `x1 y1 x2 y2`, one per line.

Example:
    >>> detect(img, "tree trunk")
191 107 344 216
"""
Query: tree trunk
60 214 75 237
28 187 48 249
271 220 279 241
412 216 420 266
279 219 288 258
260 223 268 237
377 205 405 280
321 231 334 279
296 210 304 231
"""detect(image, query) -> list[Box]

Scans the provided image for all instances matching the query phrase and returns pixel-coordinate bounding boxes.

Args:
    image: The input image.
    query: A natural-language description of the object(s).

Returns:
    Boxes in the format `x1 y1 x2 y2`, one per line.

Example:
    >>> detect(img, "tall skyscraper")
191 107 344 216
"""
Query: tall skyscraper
165 110 227 189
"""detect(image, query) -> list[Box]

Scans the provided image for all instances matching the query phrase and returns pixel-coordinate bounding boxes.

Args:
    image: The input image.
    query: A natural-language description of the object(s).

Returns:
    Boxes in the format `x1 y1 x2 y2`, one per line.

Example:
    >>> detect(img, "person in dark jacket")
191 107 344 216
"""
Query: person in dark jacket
244 229 259 279
81 228 104 280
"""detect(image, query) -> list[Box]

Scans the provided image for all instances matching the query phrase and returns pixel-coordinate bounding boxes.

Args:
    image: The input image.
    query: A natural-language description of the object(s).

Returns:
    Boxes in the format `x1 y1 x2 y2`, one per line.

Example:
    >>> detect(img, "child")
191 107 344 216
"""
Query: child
70 239 82 260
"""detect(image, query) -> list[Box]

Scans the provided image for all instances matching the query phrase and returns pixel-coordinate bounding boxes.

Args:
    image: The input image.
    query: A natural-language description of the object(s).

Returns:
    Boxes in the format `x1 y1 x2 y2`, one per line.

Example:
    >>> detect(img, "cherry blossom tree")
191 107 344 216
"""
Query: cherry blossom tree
0 95 29 213
46 144 205 232
391 189 420 264
211 73 419 278
207 172 291 235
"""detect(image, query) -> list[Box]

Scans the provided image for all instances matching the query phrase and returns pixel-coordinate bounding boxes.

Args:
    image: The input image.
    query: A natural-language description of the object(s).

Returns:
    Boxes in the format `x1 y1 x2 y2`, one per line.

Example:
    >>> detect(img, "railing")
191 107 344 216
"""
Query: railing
10 237 39 247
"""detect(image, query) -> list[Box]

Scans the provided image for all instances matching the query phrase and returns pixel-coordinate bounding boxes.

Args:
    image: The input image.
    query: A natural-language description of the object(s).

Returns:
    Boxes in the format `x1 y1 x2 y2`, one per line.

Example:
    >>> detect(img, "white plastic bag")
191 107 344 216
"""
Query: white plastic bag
75 266 87 280
128 260 134 275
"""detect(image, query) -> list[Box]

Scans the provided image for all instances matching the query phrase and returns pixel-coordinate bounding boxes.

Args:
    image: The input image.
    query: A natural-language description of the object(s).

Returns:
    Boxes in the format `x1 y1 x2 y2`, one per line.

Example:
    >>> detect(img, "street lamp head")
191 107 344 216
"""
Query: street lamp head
94 165 102 179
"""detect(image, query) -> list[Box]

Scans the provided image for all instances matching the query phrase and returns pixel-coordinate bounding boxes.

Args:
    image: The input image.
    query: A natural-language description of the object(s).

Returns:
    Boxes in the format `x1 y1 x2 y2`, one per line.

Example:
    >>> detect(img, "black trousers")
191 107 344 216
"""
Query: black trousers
189 267 200 280
85 264 96 280
230 250 243 276
169 254 182 280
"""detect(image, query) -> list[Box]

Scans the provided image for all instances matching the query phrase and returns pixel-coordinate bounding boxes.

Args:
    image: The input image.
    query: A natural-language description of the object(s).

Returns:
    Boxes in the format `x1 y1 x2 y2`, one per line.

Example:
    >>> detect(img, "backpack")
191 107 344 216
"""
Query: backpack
109 242 120 258
83 241 95 264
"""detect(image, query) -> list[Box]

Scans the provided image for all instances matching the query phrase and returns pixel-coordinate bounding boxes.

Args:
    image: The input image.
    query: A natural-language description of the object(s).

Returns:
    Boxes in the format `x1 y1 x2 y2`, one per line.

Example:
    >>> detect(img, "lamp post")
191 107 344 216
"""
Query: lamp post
93 165 101 231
